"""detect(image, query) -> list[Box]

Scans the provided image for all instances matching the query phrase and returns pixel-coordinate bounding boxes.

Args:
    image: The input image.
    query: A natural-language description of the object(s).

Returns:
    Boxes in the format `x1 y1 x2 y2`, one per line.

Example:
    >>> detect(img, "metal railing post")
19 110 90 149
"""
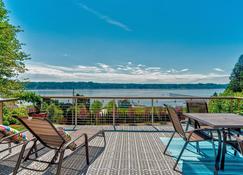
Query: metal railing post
151 99 154 124
113 99 116 128
230 99 233 113
238 99 241 114
75 98 78 128
0 102 3 125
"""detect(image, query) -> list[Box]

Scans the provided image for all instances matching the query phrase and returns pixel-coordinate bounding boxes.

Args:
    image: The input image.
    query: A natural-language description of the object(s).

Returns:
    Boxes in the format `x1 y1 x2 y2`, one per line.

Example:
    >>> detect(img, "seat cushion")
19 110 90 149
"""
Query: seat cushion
0 125 27 143
57 127 77 151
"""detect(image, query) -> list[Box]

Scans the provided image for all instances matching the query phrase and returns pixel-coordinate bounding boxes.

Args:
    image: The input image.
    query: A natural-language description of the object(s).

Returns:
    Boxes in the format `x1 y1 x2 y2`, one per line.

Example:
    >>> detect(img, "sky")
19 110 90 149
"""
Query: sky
4 0 243 83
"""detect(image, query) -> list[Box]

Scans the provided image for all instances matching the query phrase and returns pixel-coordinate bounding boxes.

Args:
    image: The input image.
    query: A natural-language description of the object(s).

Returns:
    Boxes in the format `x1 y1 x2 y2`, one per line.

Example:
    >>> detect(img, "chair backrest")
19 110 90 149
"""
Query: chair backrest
165 105 186 139
13 116 65 149
186 99 208 113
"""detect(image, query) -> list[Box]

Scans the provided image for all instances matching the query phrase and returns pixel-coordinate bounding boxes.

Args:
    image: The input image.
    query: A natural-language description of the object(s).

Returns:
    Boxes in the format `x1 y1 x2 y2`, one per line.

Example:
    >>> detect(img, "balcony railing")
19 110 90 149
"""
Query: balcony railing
1 96 242 129
40 96 243 128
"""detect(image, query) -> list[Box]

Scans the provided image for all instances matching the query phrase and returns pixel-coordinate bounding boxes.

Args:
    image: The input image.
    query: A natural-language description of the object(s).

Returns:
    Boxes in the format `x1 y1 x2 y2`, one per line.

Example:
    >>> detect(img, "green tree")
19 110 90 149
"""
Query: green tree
0 0 29 96
105 100 117 113
45 103 64 123
91 100 103 114
228 55 243 92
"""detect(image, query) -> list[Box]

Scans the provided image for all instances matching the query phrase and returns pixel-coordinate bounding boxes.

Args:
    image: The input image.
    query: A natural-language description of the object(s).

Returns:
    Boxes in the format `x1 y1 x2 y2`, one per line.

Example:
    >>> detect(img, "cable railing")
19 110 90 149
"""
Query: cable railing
0 96 242 129
40 96 243 128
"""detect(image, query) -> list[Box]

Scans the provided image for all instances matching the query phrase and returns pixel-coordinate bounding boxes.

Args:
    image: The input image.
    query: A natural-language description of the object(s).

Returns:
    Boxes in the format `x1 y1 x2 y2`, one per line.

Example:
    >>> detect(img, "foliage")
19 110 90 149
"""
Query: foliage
10 124 25 131
208 55 243 114
76 93 90 109
105 100 117 113
45 103 64 123
3 120 9 126
228 55 243 92
91 100 103 114
208 90 243 114
3 105 28 125
0 0 29 96
15 91 42 105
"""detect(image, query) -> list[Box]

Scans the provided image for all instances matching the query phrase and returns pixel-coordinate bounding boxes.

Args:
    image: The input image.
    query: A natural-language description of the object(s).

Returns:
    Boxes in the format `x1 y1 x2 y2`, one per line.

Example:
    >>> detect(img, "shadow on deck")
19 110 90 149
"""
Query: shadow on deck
0 125 179 175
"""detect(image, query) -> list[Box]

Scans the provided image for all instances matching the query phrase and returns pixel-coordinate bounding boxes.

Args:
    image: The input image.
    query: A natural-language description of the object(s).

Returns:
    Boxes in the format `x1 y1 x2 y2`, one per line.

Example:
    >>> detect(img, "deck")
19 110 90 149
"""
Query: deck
0 125 180 175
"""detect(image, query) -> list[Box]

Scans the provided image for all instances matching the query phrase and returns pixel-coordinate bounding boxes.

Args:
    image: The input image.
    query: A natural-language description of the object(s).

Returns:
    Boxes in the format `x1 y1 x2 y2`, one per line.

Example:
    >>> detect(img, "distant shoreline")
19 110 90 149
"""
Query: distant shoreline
24 82 228 90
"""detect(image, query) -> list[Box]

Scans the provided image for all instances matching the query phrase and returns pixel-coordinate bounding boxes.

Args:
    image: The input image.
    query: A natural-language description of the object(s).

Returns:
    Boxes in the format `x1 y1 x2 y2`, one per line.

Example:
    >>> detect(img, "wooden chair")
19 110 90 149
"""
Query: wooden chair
163 105 216 171
12 116 106 175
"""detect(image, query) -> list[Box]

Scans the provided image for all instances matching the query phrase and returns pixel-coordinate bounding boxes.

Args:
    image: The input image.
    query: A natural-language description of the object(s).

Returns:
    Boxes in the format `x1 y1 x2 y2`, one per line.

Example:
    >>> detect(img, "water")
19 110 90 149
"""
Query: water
31 88 224 97
31 89 224 106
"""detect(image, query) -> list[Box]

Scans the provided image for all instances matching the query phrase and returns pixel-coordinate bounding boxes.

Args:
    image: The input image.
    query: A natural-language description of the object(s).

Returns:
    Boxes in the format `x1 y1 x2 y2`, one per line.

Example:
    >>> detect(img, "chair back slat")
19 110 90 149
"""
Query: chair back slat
166 106 186 138
186 99 208 113
15 116 65 149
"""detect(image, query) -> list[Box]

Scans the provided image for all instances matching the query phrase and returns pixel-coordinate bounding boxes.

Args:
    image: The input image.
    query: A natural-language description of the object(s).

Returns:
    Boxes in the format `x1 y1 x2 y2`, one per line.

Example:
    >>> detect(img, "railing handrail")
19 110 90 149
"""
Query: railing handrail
41 96 243 100
0 98 19 102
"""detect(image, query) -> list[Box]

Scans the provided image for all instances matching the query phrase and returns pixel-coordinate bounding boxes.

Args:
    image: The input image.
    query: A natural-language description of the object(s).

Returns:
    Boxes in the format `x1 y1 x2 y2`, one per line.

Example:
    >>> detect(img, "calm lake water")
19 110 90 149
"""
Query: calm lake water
31 88 224 97
31 89 225 106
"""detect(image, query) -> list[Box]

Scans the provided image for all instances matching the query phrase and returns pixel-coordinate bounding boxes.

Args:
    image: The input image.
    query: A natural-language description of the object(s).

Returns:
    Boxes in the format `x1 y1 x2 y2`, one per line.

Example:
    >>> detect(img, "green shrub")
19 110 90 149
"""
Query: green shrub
208 90 243 114
15 91 42 104
3 106 28 125
46 103 64 123
91 100 103 114
3 121 10 126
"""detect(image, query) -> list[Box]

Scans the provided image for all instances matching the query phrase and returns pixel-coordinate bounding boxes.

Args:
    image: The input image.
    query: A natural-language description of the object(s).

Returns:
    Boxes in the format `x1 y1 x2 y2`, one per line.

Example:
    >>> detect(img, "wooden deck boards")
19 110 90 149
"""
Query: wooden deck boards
0 125 180 175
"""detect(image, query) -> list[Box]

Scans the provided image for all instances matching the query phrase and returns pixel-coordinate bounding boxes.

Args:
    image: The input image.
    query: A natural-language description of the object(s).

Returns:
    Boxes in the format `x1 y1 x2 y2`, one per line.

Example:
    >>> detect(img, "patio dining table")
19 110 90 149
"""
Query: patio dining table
183 113 243 174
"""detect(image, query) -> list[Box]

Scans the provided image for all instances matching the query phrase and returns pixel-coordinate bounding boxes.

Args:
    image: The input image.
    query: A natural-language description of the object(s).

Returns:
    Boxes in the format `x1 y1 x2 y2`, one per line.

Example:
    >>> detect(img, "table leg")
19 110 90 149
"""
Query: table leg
215 129 222 174
220 129 227 170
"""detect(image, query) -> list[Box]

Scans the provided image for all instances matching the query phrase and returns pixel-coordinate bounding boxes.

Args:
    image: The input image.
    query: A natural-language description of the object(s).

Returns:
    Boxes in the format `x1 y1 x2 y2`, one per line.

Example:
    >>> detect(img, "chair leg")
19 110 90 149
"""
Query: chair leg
24 140 37 161
84 134 90 165
8 142 12 154
185 119 190 131
34 141 38 158
163 132 175 155
102 130 106 146
196 142 200 153
212 140 216 158
13 142 28 175
56 150 65 175
173 141 188 170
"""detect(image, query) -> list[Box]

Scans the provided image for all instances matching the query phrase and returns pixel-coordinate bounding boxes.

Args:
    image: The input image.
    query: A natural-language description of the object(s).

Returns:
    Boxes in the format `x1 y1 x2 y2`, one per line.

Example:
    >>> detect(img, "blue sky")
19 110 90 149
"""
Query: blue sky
4 0 243 83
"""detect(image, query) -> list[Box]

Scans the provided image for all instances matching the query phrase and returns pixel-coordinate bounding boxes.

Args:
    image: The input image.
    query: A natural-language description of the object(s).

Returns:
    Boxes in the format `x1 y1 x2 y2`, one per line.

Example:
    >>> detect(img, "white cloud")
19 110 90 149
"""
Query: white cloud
78 2 132 32
180 68 189 72
62 53 70 57
22 62 229 83
213 68 224 72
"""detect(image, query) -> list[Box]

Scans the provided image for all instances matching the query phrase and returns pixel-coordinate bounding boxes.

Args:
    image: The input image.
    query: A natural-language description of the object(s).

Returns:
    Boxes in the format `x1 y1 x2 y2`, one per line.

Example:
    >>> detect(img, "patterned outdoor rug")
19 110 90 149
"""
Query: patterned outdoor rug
160 137 243 175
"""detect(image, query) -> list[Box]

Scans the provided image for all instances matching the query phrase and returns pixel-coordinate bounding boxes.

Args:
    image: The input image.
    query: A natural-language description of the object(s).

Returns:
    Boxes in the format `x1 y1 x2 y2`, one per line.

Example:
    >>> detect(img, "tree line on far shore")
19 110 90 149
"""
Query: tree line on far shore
24 82 228 90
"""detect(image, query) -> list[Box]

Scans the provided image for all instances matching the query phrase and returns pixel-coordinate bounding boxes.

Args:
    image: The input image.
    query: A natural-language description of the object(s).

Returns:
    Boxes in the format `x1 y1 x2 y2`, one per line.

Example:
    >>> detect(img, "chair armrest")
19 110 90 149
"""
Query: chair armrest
0 129 28 143
186 128 217 140
186 128 217 133
61 133 88 150
231 135 243 142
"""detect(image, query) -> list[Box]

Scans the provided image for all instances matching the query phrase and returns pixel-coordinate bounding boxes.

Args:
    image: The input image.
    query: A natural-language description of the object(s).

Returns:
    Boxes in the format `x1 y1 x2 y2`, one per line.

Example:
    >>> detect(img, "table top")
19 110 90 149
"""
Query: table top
184 113 243 129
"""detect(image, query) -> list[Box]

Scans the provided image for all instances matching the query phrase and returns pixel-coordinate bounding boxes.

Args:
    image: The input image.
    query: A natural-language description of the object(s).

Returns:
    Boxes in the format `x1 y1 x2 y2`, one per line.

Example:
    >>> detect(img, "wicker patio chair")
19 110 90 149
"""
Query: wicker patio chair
12 116 106 175
163 105 216 171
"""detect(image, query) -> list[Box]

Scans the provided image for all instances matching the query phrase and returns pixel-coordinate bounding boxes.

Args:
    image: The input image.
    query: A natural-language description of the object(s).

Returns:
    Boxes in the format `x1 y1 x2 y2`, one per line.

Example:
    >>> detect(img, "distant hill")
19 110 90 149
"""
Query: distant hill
24 82 228 90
